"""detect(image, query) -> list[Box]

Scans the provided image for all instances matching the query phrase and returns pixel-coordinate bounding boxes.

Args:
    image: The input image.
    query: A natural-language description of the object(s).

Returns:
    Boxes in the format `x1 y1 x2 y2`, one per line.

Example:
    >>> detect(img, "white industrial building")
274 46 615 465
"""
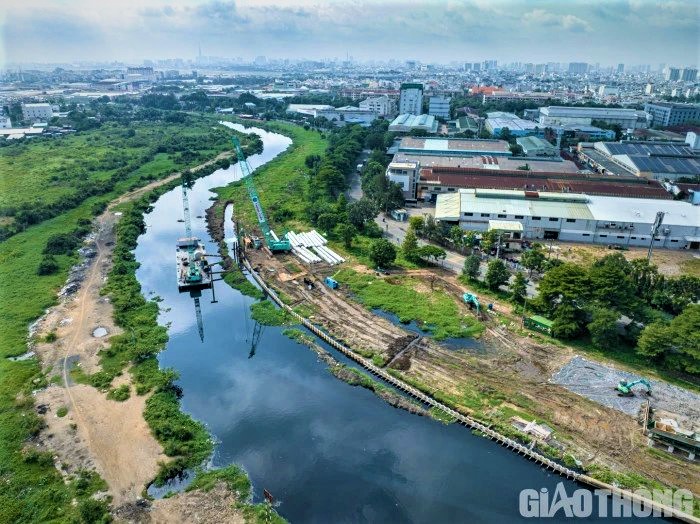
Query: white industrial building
21 103 54 123
359 95 396 117
435 189 700 250
287 104 378 126
399 83 424 115
428 96 451 119
538 106 649 129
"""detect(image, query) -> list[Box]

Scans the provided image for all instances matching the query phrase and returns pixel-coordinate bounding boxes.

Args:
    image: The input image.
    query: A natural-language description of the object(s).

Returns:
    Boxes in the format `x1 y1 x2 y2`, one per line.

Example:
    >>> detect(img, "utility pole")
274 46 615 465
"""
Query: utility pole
647 211 665 262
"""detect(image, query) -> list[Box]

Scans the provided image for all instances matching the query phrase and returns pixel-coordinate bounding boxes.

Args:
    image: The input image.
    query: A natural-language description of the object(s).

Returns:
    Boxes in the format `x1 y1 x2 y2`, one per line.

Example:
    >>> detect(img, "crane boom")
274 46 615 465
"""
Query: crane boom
231 136 291 252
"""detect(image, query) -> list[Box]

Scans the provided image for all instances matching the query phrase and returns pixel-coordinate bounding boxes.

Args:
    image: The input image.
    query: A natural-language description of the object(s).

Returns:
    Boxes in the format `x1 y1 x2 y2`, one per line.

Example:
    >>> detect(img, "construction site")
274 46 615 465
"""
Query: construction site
210 136 700 499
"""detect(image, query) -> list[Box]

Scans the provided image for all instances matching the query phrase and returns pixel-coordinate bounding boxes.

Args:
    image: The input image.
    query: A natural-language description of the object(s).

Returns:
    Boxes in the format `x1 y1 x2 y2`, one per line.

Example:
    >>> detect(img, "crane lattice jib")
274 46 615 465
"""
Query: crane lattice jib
231 137 291 252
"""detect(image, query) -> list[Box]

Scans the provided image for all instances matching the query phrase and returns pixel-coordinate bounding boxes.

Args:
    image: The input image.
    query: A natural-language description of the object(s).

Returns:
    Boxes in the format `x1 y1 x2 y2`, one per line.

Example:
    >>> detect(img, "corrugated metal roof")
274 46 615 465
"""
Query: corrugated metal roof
458 189 595 220
435 192 461 221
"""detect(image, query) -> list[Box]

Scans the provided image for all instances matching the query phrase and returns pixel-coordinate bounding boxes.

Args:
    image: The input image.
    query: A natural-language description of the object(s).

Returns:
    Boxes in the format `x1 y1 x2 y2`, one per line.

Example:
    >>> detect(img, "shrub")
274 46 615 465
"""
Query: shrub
37 255 59 275
106 384 131 402
57 406 68 417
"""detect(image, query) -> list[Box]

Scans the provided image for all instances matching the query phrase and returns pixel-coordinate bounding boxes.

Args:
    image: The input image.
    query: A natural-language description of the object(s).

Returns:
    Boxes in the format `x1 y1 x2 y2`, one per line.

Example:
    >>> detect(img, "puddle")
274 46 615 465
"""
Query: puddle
8 351 36 362
372 309 431 336
372 309 483 352
147 469 195 499
92 327 108 338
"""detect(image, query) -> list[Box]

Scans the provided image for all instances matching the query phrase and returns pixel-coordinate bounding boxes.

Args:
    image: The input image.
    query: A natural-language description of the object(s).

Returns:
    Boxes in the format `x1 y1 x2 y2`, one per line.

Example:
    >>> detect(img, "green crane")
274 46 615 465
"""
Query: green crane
180 177 203 285
616 379 652 397
231 136 291 253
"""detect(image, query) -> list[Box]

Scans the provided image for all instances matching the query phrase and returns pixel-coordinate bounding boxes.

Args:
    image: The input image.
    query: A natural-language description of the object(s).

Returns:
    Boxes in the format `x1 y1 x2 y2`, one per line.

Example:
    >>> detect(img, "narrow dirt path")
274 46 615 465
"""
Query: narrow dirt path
32 151 237 511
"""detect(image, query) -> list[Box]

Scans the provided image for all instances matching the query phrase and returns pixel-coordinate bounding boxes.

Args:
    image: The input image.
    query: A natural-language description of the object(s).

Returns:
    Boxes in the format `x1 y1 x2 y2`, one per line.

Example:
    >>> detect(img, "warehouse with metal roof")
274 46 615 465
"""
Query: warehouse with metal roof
435 189 700 249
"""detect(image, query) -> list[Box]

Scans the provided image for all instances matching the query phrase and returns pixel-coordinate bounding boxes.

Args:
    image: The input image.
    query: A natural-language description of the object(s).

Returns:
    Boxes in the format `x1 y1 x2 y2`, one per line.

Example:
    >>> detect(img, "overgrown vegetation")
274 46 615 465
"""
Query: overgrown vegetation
334 268 483 340
0 112 247 240
187 466 286 523
250 300 293 326
531 253 700 374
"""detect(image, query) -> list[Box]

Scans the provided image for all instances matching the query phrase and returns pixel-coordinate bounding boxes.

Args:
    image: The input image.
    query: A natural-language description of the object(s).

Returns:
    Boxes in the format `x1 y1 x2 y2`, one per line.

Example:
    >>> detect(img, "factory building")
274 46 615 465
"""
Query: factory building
516 136 558 156
435 189 700 249
21 103 54 123
538 106 649 129
578 136 700 181
388 114 438 134
643 102 700 128
485 112 544 138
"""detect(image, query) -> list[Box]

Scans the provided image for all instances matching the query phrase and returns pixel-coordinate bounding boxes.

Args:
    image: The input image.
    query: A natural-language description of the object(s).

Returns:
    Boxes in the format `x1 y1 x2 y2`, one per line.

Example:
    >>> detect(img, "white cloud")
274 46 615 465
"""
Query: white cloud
522 8 592 32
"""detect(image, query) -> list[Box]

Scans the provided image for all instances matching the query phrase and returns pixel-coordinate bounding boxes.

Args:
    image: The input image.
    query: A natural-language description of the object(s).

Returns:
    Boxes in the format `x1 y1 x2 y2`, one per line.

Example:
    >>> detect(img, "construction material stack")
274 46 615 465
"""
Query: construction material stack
288 230 346 265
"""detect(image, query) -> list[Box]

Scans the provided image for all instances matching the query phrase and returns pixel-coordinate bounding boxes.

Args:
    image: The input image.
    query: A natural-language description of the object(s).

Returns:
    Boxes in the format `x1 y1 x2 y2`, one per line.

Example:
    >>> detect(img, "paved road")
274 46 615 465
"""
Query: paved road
378 208 539 297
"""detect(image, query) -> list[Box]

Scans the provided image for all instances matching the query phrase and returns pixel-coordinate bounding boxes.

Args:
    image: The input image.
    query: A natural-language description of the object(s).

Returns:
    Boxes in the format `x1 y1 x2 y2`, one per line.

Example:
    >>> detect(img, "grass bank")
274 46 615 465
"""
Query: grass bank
213 121 327 234
0 122 259 522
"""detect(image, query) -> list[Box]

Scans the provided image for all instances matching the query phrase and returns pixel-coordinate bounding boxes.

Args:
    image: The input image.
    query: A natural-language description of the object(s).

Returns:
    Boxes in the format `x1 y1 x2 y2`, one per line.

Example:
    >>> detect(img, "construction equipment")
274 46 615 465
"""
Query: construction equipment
176 176 211 290
325 277 339 289
616 379 652 397
230 136 291 252
462 292 481 315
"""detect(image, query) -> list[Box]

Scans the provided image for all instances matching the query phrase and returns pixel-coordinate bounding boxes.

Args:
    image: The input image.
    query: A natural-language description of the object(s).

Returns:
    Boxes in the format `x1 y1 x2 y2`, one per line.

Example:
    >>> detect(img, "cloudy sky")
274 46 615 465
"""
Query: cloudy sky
2 0 699 66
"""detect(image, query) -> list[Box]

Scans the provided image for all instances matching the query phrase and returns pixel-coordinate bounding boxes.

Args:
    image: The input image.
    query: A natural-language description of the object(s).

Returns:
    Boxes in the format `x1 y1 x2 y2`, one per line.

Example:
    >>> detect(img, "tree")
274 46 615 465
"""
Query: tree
637 304 700 373
316 213 338 233
588 253 637 314
423 215 442 242
587 307 620 349
552 303 585 339
536 263 591 313
636 321 674 359
485 259 509 291
463 254 481 280
335 223 357 248
402 228 420 262
347 198 377 229
509 144 524 156
417 245 446 264
521 247 546 276
510 272 527 302
449 226 464 248
479 230 499 253
408 215 425 234
369 238 396 268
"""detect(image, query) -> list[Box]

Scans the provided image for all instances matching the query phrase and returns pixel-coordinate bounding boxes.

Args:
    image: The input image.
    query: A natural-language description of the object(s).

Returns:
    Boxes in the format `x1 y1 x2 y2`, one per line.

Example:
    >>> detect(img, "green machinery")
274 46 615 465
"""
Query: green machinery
180 179 204 285
463 293 481 315
616 379 652 397
231 136 291 253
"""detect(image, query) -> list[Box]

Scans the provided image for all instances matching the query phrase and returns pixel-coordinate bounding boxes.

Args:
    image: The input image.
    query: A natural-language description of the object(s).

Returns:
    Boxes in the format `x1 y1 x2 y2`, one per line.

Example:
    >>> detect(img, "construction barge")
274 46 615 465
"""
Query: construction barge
176 236 212 291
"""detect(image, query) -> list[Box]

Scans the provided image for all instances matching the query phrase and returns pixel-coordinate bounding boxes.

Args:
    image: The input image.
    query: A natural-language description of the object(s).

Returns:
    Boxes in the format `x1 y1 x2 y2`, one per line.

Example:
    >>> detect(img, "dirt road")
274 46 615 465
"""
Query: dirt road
31 152 249 518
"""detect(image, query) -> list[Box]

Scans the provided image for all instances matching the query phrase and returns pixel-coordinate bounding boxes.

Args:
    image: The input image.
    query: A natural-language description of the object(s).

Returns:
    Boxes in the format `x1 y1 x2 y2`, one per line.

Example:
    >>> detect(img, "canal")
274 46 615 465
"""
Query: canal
133 122 642 523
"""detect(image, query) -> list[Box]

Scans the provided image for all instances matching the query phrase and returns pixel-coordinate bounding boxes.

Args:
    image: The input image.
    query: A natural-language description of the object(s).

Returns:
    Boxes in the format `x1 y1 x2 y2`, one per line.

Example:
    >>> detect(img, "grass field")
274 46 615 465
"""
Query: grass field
0 118 255 522
334 268 484 340
0 114 233 237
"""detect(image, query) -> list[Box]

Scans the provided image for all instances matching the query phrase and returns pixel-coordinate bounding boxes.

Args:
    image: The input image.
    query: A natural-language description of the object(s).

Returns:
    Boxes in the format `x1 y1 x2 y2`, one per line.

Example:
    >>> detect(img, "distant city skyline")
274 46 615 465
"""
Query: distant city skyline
2 0 699 67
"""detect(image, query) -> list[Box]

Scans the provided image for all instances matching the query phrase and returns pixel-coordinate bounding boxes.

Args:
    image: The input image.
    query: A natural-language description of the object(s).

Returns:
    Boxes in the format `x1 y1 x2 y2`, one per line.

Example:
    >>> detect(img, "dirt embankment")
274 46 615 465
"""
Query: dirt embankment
29 155 248 520
244 247 700 495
